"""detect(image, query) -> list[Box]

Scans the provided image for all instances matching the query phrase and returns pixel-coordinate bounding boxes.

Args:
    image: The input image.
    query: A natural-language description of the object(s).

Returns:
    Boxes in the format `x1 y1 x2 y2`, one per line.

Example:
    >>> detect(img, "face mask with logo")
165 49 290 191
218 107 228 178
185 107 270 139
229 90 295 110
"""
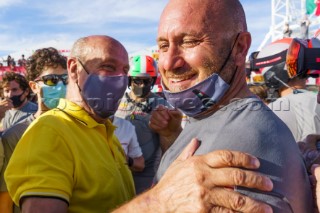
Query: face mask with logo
42 81 67 109
10 92 25 108
81 74 128 118
162 73 230 117
132 85 151 98
162 33 240 117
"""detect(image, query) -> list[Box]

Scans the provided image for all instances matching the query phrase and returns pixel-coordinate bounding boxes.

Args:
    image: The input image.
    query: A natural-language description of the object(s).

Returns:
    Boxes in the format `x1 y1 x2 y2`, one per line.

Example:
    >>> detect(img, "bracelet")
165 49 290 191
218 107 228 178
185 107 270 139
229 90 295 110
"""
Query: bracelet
128 157 134 167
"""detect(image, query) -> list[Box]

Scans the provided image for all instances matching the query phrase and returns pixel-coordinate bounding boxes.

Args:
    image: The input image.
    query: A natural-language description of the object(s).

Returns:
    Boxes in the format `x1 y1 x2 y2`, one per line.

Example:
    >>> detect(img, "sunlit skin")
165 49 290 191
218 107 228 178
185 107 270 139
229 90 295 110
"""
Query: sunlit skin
157 0 252 119
157 1 232 93
67 36 130 123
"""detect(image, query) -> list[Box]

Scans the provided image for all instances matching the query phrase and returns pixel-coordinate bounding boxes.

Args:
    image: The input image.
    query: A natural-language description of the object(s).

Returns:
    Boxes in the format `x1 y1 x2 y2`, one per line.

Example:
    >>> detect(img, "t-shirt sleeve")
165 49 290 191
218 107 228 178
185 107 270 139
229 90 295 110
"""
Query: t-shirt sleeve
4 121 74 206
268 99 298 141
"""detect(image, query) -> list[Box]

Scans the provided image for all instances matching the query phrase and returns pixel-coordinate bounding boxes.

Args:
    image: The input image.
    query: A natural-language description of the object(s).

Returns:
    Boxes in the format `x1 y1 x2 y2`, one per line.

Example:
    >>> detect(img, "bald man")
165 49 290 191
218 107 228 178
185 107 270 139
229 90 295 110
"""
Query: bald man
150 0 313 212
4 35 274 213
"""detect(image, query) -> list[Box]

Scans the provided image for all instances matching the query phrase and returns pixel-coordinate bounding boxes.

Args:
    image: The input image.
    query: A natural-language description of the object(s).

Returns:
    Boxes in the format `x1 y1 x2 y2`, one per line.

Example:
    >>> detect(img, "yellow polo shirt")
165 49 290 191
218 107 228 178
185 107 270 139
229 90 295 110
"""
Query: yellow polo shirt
5 99 135 212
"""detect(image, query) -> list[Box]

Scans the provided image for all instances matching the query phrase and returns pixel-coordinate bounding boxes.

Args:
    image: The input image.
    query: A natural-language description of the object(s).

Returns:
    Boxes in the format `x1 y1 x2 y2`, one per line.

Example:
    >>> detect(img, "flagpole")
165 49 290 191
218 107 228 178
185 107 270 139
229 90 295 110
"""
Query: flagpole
301 0 307 16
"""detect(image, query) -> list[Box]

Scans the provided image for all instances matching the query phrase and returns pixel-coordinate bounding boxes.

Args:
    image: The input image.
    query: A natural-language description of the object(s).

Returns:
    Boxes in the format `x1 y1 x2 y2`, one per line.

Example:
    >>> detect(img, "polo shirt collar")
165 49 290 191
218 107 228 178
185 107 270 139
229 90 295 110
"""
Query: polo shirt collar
56 99 115 129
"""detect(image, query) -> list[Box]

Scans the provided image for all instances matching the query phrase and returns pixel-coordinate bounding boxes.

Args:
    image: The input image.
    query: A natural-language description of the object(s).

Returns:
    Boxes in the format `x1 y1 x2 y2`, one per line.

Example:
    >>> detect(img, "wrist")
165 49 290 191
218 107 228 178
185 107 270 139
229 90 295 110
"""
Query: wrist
128 157 134 167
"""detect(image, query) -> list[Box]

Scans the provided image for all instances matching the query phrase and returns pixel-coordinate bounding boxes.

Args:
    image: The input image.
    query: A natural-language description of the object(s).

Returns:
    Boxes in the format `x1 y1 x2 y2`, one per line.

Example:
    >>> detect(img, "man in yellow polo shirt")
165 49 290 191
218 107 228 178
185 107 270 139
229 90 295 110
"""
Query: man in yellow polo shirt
4 36 135 212
5 35 274 212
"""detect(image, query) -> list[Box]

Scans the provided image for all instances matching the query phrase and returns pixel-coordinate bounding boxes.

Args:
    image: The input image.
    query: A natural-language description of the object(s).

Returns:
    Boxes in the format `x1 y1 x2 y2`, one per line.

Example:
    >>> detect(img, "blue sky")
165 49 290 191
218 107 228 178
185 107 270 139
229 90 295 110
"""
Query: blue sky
0 0 271 61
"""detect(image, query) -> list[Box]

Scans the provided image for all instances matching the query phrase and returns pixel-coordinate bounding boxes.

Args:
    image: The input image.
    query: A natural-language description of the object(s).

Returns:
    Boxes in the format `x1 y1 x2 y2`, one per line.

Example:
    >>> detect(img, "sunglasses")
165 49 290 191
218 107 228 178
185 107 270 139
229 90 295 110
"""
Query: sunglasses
132 78 153 85
286 38 320 78
35 74 68 86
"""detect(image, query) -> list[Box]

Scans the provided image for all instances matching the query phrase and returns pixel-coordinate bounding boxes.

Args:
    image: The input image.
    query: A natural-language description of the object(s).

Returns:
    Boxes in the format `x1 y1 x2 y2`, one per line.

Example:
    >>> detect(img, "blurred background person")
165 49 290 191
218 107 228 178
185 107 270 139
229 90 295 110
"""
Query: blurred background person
255 37 320 141
116 55 169 194
0 72 37 131
110 115 145 172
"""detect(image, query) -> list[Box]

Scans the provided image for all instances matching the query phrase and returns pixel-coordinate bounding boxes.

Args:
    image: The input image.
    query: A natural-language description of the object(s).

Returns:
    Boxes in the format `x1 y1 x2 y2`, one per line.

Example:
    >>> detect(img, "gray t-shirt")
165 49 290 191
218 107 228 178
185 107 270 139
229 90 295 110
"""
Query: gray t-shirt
155 97 312 213
268 90 320 141
2 101 37 130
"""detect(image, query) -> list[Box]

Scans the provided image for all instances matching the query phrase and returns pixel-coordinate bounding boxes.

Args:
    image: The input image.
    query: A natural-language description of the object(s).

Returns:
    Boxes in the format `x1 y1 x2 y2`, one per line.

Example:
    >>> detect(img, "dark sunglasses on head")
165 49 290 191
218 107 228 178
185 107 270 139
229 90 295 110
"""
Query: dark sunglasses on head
286 38 320 78
35 74 68 86
132 78 153 85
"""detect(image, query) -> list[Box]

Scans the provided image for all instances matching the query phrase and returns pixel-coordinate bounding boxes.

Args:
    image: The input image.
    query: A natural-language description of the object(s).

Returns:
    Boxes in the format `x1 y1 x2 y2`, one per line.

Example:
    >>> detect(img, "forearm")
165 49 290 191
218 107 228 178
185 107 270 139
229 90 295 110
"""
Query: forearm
112 189 163 213
0 192 13 213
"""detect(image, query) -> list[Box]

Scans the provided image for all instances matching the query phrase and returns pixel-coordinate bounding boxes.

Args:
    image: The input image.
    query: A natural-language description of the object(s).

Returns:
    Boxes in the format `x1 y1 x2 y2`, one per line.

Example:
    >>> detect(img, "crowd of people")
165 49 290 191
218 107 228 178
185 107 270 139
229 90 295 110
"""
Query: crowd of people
0 0 319 212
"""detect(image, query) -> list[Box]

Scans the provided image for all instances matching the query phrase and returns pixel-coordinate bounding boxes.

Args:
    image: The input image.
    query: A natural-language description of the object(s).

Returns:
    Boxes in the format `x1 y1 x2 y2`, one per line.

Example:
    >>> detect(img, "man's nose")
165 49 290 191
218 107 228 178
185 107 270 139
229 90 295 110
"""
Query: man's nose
159 46 185 72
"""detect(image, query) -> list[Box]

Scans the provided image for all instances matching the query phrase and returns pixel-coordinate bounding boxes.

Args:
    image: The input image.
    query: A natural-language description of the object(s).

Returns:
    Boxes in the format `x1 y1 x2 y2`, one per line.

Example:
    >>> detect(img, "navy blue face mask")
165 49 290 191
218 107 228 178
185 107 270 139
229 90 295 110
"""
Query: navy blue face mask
81 74 128 118
77 59 128 119
10 92 25 108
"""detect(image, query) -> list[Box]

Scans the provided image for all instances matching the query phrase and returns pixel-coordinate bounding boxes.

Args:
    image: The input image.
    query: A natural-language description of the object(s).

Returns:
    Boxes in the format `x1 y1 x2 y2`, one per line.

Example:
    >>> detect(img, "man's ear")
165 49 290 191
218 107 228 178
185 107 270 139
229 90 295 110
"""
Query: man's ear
234 32 252 66
29 81 39 94
67 57 79 83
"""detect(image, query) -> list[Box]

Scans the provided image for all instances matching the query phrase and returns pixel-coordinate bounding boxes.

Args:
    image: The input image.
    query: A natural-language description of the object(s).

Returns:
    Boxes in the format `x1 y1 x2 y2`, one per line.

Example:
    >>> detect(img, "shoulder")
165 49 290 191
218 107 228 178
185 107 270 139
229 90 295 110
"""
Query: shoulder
114 117 135 130
19 101 38 113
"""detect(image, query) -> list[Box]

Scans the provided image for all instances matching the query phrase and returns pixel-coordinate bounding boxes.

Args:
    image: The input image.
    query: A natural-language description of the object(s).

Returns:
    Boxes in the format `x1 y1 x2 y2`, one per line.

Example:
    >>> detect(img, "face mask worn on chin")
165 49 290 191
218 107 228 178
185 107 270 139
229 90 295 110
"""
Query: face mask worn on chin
132 85 151 98
81 74 128 119
42 81 67 109
162 33 240 117
162 73 230 117
10 92 25 108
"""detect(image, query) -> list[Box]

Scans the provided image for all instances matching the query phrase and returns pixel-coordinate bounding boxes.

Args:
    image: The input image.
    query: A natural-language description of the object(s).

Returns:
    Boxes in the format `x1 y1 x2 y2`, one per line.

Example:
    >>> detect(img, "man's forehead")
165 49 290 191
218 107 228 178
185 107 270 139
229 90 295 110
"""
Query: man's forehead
4 81 20 89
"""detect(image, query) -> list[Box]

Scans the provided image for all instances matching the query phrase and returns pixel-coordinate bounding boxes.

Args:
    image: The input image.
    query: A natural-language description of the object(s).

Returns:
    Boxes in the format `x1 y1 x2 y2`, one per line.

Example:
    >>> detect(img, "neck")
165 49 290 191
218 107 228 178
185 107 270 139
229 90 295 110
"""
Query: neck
194 67 251 119
34 101 50 118
279 79 306 97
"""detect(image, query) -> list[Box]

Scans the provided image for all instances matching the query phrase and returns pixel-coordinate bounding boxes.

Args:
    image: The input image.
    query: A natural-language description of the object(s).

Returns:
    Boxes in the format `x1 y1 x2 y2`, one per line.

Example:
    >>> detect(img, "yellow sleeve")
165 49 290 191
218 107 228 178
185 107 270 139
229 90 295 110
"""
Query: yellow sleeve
4 119 74 206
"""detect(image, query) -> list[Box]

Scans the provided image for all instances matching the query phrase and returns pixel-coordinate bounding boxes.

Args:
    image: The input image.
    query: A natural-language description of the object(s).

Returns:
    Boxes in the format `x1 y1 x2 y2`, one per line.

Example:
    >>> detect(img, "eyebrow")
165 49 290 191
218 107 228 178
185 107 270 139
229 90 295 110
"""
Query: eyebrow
157 31 204 43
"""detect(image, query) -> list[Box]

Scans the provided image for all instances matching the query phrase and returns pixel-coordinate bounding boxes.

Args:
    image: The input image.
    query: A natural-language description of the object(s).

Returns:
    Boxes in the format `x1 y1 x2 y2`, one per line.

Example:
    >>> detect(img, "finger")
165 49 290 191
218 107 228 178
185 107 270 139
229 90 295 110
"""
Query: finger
149 120 167 132
151 106 170 122
304 134 320 146
205 167 273 191
202 150 260 169
297 141 307 153
149 114 169 130
210 206 237 213
313 165 320 210
176 138 201 161
210 187 273 213
168 108 183 120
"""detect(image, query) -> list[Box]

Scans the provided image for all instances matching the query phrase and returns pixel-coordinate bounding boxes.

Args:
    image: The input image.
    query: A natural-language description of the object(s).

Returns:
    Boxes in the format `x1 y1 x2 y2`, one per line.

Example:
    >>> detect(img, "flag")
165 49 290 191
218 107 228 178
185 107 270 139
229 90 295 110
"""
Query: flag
307 0 320 16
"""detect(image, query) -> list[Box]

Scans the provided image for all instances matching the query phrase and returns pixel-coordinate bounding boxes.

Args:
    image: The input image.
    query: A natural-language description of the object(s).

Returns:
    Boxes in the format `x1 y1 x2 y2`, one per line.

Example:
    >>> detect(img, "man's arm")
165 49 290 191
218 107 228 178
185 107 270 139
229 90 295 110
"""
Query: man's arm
0 98 13 122
114 139 273 213
149 105 183 152
297 134 320 172
21 197 68 213
0 192 13 213
128 155 145 172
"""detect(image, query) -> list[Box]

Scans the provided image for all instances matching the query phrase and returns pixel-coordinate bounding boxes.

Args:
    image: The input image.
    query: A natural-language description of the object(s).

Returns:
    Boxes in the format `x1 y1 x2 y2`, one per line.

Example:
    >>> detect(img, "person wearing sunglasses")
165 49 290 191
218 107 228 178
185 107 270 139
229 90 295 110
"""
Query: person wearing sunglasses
0 47 67 213
115 54 173 195
255 37 320 142
0 72 37 131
